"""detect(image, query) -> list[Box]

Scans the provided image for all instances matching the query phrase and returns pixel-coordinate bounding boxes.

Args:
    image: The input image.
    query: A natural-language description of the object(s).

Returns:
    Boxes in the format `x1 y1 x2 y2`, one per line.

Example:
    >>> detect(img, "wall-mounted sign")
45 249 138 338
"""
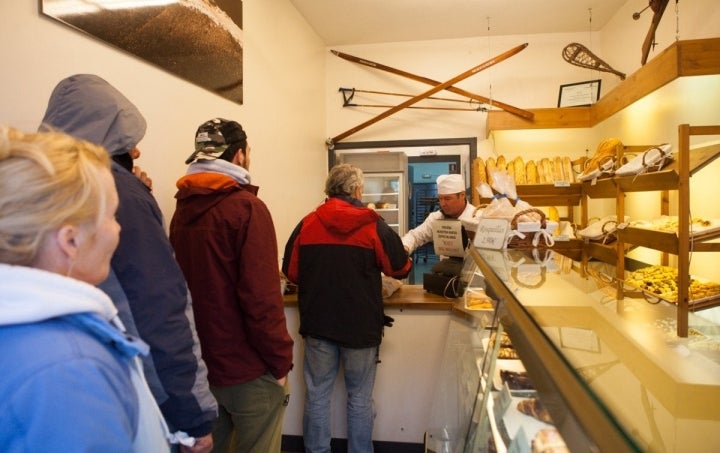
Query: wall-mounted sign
557 79 601 108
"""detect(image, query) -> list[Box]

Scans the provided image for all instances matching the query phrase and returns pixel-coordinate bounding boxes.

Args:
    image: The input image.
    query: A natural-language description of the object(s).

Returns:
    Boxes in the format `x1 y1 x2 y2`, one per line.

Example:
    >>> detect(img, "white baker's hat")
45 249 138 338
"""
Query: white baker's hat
436 174 465 195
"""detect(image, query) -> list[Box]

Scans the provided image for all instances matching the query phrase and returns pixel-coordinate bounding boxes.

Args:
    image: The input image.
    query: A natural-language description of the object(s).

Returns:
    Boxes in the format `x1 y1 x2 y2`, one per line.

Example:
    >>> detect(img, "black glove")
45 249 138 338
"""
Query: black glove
383 315 395 327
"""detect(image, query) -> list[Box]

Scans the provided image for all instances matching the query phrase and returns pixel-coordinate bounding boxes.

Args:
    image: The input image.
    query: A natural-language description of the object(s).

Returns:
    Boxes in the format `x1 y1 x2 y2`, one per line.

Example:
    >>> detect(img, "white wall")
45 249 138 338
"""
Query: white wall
0 0 328 252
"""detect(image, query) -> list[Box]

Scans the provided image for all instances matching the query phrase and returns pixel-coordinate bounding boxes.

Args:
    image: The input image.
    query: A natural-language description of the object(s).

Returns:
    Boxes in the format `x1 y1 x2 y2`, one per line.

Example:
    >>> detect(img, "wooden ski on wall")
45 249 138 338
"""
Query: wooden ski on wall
338 87 487 111
328 43 529 147
641 0 670 65
331 49 534 120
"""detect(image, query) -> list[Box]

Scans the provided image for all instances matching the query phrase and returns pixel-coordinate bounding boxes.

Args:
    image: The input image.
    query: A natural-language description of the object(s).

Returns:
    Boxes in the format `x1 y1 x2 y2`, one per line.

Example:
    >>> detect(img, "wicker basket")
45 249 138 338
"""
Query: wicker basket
507 208 552 248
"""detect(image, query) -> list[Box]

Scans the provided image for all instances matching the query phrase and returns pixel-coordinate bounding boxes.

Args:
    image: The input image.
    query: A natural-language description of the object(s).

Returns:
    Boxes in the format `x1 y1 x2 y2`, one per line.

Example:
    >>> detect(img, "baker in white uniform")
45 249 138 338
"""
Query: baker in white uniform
402 173 478 255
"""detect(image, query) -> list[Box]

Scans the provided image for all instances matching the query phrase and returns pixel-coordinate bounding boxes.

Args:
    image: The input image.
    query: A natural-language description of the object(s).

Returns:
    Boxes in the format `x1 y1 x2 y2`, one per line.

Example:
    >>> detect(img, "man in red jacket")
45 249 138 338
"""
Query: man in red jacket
283 163 411 453
170 118 293 453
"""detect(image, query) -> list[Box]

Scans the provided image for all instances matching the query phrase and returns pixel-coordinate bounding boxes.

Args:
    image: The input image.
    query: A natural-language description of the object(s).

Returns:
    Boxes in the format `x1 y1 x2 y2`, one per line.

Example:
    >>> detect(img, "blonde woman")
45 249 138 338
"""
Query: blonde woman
0 126 170 452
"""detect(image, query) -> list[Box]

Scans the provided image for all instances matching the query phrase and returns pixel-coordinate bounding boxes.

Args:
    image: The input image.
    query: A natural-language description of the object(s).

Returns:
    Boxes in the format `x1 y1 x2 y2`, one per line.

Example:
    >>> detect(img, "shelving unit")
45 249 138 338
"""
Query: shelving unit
476 37 720 338
578 130 720 337
614 125 720 337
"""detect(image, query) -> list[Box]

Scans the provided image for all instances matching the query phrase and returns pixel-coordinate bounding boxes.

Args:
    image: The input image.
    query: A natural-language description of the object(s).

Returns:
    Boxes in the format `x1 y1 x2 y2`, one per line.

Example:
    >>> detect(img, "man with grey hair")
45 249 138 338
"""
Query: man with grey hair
283 163 412 453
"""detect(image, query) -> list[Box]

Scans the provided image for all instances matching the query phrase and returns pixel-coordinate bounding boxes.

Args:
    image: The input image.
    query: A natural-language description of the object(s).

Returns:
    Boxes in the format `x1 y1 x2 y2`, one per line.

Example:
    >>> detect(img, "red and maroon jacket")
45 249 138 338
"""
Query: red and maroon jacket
171 172 293 386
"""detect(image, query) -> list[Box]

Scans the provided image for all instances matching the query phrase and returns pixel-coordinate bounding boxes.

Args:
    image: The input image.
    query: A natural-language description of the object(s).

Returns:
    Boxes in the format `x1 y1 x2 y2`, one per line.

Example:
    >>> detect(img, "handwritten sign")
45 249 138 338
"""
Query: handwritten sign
473 218 510 250
431 220 465 257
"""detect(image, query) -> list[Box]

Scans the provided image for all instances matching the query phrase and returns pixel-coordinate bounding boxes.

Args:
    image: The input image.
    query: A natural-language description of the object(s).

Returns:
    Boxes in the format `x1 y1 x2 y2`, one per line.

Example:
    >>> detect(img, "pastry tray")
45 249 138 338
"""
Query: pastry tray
629 217 720 238
621 278 720 308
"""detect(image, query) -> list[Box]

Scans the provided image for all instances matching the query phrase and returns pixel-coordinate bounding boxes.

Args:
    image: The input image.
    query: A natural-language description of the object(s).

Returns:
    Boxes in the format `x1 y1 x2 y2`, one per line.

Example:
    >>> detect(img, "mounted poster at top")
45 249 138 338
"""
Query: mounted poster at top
41 0 244 104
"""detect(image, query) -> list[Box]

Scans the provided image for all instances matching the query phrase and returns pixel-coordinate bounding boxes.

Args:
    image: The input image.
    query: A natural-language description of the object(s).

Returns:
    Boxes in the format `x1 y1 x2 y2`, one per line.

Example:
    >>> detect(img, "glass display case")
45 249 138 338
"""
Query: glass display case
427 245 720 452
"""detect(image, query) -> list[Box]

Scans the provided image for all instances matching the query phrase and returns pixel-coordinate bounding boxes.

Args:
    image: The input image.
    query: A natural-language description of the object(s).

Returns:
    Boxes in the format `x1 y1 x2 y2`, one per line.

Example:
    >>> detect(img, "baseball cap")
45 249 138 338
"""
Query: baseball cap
185 118 247 164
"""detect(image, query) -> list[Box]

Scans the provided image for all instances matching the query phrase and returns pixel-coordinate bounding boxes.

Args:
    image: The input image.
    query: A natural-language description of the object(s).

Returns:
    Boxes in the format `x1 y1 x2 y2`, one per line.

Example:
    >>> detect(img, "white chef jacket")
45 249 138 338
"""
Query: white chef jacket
402 202 478 255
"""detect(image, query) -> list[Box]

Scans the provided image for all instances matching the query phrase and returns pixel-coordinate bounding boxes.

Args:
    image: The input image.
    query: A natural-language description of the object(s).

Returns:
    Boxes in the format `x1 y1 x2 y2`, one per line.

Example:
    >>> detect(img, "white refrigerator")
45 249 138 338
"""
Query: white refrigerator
336 151 408 236
361 172 406 236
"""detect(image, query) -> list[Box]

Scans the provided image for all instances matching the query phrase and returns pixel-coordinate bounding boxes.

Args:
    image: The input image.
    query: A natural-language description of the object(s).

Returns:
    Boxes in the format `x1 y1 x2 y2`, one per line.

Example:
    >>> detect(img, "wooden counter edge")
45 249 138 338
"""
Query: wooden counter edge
283 284 457 311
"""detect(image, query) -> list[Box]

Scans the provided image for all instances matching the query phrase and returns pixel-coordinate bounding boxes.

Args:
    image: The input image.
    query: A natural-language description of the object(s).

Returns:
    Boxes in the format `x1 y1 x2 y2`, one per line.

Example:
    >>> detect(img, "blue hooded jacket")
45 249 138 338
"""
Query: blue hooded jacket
0 264 169 452
39 74 217 437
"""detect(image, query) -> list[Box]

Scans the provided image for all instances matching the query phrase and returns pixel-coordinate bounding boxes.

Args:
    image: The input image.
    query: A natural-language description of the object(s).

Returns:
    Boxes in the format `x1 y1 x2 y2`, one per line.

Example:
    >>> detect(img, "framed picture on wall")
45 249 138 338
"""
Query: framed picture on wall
557 79 601 108
40 0 244 104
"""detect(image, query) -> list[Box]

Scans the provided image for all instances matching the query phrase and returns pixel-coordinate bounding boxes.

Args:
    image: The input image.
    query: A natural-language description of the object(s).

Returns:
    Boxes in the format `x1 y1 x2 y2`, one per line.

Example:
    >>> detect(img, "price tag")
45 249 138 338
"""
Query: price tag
474 218 510 250
497 383 513 415
508 426 530 453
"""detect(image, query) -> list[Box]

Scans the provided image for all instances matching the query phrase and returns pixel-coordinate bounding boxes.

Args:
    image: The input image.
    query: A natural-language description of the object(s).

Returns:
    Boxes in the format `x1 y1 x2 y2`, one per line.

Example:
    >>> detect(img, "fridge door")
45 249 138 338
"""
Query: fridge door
362 172 406 236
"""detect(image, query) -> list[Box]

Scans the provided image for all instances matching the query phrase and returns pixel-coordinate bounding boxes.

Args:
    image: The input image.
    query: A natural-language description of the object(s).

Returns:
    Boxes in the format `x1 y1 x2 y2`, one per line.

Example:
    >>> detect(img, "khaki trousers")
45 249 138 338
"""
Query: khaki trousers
211 373 290 453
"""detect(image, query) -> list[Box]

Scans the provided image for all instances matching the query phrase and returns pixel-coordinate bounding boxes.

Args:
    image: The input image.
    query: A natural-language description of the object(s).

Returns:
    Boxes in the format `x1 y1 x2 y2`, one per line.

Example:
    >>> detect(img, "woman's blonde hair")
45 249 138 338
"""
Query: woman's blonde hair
0 125 111 266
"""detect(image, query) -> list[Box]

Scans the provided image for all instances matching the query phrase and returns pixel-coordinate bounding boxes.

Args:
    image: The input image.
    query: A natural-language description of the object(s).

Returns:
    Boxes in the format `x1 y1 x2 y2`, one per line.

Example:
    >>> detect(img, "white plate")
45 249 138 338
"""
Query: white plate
502 397 555 446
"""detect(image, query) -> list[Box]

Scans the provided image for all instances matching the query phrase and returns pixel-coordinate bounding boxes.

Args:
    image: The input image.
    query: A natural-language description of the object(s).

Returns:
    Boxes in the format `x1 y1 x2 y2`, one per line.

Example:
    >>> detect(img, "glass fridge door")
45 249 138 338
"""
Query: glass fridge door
362 172 406 236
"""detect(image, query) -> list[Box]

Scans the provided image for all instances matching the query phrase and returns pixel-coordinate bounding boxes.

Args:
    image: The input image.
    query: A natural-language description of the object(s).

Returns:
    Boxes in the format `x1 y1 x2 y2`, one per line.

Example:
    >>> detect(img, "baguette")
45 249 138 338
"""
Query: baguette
541 158 553 184
526 160 538 184
537 159 547 184
553 156 564 182
513 156 526 185
548 206 560 236
477 158 487 184
580 138 623 179
470 158 486 205
563 156 574 183
496 154 507 172
485 157 497 187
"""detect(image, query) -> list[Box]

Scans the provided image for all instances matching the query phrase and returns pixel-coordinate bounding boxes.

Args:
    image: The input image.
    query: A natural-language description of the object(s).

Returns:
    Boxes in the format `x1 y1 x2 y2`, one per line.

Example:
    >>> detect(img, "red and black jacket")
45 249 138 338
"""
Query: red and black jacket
282 196 412 348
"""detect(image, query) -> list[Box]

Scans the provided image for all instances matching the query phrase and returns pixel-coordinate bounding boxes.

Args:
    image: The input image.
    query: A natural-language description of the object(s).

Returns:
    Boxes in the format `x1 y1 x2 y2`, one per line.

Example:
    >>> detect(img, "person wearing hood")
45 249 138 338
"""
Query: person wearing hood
169 118 294 453
0 126 170 451
282 163 412 453
38 74 217 452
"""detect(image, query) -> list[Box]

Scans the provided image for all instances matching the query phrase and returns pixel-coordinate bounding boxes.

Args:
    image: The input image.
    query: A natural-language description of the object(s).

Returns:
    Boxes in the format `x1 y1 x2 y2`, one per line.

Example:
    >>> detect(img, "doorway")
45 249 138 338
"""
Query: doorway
330 137 477 284
407 155 462 273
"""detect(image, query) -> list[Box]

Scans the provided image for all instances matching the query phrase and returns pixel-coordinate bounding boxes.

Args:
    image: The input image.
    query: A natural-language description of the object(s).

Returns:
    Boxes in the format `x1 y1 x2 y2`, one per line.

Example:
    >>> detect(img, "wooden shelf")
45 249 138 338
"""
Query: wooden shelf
575 128 720 337
486 38 720 134
479 182 583 207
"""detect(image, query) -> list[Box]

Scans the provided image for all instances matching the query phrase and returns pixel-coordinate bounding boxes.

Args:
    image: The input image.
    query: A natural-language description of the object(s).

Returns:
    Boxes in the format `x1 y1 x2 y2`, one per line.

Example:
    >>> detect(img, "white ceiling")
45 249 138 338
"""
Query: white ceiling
289 0 632 46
